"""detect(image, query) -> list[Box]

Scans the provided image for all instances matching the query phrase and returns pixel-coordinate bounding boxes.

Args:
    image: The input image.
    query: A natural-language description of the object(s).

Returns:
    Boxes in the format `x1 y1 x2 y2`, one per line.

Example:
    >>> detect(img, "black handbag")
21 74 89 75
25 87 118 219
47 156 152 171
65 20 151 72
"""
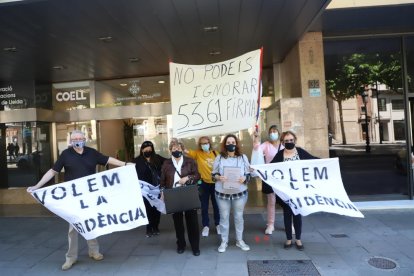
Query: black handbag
163 185 201 214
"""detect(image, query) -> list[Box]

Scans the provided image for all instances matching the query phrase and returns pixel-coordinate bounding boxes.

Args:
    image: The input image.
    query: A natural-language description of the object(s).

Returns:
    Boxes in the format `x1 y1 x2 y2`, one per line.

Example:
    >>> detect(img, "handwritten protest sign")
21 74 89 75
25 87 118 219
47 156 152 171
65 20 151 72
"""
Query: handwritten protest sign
251 158 364 218
30 165 148 240
170 49 262 138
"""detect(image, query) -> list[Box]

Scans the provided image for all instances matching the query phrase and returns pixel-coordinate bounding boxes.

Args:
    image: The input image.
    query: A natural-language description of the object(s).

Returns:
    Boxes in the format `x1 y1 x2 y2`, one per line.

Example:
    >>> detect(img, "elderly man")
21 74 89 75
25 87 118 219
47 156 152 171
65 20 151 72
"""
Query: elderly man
27 130 129 270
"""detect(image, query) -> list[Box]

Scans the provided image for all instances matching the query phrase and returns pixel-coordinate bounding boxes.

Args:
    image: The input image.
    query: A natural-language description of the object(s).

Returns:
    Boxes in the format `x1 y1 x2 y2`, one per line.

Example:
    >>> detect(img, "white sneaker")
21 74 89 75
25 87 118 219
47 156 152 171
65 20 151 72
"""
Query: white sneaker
236 240 250 251
218 241 228 253
216 225 221 235
265 225 274 235
202 226 209 237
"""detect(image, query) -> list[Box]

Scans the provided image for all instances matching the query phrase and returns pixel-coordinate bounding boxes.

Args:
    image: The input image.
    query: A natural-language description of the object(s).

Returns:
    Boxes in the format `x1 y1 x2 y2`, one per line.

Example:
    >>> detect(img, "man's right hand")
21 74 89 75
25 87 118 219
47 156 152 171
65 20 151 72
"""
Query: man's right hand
27 186 37 193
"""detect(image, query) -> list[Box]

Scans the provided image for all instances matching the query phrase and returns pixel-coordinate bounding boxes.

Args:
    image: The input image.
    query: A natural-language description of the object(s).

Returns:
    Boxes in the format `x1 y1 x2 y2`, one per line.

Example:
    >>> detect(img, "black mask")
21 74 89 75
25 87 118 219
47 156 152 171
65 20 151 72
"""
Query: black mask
284 142 295 150
225 144 236 152
143 151 152 158
172 150 183 158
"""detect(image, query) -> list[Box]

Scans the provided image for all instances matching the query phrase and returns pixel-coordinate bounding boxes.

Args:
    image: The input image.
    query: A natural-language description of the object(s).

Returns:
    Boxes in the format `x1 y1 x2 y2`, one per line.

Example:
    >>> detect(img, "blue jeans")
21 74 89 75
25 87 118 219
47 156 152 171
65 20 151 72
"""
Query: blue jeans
199 181 220 227
215 193 248 242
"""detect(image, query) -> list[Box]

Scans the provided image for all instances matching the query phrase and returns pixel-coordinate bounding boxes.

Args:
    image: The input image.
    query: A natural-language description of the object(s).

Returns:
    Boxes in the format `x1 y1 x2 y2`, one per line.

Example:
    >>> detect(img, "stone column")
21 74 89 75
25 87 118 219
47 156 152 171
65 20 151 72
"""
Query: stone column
279 32 329 158
298 32 328 158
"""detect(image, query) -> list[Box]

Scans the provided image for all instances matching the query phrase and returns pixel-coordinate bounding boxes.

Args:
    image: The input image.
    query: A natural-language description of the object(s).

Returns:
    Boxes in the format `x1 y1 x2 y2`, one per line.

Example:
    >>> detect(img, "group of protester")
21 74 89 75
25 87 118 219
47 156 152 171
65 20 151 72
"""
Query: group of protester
26 127 317 270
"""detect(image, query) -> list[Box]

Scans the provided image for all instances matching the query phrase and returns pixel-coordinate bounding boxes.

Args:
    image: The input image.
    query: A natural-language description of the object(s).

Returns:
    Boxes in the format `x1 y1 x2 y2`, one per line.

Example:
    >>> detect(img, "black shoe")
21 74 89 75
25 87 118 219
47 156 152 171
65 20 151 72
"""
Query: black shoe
177 248 185 254
153 227 160 235
146 229 153 238
283 241 292 249
192 249 200 256
295 242 304 251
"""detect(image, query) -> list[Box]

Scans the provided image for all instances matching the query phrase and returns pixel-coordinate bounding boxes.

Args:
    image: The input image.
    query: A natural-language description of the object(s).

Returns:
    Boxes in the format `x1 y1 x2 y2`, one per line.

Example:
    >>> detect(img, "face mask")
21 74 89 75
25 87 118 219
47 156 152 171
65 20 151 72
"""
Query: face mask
72 140 85 149
143 151 153 158
172 150 183 158
225 144 236 152
269 133 279 141
201 144 210 152
284 142 295 150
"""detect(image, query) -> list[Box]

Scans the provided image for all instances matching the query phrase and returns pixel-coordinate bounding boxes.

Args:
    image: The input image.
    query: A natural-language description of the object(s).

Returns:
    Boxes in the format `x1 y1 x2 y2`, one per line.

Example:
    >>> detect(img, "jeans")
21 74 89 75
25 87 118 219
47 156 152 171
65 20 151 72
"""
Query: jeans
199 181 220 227
215 193 248 242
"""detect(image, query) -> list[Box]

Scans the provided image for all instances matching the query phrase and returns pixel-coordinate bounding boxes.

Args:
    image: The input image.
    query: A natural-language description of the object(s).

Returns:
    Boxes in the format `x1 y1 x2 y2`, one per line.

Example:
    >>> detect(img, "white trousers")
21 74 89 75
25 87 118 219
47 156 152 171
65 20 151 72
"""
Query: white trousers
65 224 100 262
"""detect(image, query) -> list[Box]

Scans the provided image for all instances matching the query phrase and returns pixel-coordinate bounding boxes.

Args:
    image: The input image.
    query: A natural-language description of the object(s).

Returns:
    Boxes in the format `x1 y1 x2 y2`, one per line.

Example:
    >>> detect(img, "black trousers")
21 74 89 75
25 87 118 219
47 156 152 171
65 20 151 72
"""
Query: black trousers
144 198 160 232
172 209 200 251
277 195 302 240
282 203 302 240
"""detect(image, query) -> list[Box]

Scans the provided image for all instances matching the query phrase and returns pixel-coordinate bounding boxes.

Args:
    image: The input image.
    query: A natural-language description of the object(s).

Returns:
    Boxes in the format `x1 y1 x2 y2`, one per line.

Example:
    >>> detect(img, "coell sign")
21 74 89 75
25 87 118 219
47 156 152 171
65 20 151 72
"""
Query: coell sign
56 89 87 102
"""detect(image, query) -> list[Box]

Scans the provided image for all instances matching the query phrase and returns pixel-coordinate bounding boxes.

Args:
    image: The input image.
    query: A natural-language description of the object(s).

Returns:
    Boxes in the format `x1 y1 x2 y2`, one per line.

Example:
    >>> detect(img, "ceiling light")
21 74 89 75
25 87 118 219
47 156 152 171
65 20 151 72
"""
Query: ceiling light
203 26 219 32
52 65 65 70
129 57 140 63
120 83 127 87
3 46 17 52
98 36 113 43
209 50 221 56
157 80 165 84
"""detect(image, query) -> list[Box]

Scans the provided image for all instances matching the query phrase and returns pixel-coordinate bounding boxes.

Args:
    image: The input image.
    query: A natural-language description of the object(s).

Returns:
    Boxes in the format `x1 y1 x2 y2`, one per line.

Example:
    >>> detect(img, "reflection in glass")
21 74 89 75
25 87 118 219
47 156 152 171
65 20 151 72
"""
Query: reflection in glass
5 122 51 187
324 38 408 199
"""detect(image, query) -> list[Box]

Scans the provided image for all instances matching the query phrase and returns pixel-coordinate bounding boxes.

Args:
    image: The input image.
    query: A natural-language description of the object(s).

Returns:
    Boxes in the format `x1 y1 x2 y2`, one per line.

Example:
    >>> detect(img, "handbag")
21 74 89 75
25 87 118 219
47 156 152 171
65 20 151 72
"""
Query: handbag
163 185 201 214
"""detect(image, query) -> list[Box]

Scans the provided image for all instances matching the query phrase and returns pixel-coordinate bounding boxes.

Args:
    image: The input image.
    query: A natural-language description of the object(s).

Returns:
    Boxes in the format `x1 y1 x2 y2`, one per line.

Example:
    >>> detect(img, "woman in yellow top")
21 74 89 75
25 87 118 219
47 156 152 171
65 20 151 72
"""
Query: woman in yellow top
185 136 220 237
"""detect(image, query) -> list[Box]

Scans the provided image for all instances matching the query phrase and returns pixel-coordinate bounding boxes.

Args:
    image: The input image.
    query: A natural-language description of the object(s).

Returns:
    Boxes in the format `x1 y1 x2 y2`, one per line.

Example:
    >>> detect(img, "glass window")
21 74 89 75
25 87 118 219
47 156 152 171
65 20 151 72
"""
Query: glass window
393 120 405 140
391 99 404 110
0 81 36 110
95 76 170 108
4 122 52 187
378 98 387 111
324 37 407 199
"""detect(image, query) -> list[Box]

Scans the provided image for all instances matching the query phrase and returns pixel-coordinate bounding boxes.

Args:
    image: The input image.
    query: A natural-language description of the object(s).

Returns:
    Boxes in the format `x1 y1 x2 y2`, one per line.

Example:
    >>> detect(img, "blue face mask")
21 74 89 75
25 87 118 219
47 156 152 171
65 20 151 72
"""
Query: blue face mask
269 133 279 141
72 140 85 149
201 144 210 152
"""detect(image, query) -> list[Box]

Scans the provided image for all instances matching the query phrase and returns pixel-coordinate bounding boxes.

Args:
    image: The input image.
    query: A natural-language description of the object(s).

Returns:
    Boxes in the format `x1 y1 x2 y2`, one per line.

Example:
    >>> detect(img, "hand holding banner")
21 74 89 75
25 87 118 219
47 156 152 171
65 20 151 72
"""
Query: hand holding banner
251 158 364 218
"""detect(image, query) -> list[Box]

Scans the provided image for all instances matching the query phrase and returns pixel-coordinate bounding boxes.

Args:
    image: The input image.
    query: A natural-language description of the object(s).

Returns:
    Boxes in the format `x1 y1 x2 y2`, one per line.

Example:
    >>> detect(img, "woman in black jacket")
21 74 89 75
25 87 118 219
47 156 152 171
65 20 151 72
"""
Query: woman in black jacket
270 130 318 251
134 141 167 237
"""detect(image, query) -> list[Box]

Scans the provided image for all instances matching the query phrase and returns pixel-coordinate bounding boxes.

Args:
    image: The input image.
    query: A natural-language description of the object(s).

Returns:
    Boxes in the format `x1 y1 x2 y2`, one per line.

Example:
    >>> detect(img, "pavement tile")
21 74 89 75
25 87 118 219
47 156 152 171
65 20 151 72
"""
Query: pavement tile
1 209 414 275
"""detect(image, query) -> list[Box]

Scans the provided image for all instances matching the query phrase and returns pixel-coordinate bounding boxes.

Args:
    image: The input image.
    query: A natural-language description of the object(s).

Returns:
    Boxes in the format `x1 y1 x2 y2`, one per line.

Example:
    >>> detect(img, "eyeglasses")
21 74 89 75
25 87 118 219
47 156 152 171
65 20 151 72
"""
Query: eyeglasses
283 139 294 143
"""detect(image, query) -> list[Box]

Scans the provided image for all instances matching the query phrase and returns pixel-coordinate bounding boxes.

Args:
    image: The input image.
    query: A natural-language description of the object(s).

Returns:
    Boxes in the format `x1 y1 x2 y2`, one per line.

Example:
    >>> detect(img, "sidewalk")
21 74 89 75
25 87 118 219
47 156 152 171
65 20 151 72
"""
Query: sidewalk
0 205 413 275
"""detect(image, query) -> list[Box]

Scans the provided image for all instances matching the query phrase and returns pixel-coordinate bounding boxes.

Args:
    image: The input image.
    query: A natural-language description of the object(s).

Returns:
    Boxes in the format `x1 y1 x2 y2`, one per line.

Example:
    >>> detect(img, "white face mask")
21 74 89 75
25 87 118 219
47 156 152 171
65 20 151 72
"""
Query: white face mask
269 133 279 141
201 144 210 152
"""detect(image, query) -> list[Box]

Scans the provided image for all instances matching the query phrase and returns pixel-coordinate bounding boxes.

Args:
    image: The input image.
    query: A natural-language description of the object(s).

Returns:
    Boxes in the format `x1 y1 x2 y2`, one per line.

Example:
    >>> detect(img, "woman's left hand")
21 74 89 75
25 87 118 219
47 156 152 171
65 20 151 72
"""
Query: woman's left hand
178 176 189 185
238 176 246 183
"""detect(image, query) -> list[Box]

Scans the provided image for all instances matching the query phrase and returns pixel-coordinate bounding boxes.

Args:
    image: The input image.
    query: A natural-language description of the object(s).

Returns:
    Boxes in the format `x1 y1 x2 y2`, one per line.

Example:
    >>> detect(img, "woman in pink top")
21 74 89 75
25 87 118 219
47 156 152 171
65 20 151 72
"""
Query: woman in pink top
253 125 283 235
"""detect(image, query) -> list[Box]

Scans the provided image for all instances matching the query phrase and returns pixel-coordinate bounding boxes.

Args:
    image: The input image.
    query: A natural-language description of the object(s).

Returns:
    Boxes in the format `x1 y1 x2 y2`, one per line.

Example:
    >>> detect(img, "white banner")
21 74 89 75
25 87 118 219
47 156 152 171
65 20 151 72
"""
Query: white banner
251 158 364 218
139 180 166 214
169 49 262 138
30 166 148 240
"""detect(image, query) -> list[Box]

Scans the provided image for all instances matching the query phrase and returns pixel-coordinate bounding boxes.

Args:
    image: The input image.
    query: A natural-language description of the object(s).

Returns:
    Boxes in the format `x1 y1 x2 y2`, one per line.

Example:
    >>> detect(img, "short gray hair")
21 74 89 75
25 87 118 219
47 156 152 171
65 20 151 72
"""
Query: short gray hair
169 138 185 151
70 130 85 139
